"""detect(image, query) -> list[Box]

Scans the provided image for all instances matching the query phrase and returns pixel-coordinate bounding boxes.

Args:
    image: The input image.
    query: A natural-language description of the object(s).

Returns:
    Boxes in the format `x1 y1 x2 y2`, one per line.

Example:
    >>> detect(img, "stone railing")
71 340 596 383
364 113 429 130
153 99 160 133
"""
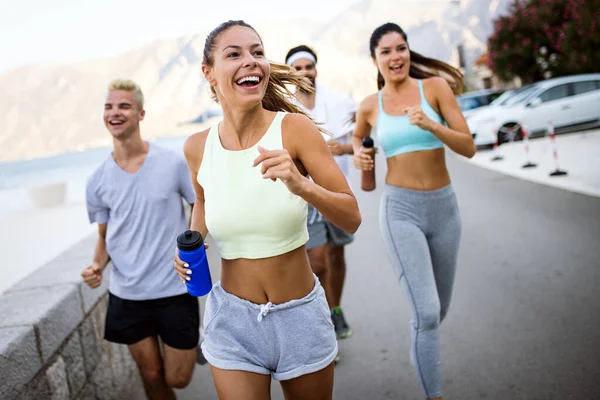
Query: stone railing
0 234 142 400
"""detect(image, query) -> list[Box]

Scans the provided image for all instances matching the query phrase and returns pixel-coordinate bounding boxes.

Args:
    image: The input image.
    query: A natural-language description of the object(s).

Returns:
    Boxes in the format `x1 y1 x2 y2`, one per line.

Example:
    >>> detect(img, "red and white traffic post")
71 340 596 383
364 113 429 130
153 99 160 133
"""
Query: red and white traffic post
547 120 568 176
521 122 537 169
491 128 504 161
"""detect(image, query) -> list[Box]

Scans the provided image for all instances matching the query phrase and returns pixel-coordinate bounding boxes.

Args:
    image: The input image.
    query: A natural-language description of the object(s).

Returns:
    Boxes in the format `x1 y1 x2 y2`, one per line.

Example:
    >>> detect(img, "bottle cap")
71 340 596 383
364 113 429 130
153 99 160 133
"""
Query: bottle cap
176 230 204 251
362 137 374 148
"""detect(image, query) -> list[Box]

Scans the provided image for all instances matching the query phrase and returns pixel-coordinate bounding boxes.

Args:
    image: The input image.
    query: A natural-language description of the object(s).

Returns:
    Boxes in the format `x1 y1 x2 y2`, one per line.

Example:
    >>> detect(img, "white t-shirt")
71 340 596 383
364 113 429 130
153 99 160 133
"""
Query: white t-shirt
294 83 357 178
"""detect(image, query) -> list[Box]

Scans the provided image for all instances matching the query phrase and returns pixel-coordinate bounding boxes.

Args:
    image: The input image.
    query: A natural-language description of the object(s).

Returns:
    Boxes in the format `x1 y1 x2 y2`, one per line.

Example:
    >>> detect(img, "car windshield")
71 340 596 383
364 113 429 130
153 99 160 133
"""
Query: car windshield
502 85 539 106
457 96 482 111
490 90 514 105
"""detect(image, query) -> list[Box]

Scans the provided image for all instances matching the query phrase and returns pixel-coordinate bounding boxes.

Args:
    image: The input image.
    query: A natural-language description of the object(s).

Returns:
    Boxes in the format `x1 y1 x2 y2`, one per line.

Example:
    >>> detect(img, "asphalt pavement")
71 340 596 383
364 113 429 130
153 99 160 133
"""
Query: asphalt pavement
135 150 600 400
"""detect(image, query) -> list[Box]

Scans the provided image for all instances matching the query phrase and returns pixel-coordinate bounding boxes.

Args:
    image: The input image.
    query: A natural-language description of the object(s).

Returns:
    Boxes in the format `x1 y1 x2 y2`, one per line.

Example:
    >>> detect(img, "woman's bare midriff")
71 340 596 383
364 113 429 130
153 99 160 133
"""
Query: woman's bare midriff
384 148 451 190
220 245 315 305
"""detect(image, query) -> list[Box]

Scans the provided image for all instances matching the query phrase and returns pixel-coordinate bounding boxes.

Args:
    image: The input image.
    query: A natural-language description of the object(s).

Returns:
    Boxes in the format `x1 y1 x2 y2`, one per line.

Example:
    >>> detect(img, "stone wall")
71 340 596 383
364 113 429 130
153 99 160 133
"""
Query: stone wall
0 234 142 400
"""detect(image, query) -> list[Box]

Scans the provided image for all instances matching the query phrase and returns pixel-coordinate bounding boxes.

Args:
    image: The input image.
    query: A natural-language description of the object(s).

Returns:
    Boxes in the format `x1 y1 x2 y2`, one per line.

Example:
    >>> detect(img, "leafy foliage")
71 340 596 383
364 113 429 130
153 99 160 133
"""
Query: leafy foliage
488 0 600 83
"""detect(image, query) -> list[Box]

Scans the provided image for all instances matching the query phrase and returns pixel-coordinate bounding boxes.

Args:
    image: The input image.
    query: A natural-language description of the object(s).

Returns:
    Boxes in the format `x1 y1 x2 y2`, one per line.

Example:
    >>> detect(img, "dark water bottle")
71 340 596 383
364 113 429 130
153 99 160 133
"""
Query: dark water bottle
360 137 376 192
177 230 212 297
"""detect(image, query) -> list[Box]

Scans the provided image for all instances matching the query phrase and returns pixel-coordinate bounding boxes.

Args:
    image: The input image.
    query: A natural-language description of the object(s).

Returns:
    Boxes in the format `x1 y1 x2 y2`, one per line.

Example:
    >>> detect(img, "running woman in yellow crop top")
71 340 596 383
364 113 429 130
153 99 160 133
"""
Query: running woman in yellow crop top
173 21 360 399
352 23 474 400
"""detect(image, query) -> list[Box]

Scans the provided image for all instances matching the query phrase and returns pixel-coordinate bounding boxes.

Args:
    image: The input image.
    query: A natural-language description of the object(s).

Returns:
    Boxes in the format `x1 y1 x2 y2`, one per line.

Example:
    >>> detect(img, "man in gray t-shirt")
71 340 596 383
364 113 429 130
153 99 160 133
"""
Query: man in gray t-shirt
80 79 199 397
86 142 194 300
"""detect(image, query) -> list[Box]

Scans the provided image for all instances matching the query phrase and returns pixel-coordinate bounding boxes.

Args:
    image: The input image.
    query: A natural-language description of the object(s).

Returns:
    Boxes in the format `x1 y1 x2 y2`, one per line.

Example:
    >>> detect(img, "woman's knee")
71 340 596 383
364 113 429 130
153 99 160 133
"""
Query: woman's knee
413 307 441 332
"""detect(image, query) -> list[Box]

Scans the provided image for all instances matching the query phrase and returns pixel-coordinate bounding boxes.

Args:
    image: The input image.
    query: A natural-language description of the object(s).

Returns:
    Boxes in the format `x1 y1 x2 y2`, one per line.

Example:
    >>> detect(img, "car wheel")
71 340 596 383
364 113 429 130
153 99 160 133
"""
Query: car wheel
497 123 522 144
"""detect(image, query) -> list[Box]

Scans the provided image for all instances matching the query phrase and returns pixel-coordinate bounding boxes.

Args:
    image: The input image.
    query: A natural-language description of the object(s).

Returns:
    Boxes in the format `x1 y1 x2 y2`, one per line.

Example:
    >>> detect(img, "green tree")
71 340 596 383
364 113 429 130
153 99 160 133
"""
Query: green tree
488 0 600 84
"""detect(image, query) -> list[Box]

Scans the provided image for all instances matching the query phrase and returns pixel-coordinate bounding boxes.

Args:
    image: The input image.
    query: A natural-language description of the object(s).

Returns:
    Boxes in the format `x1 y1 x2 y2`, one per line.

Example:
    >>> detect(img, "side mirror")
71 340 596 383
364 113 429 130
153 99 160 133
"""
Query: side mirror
528 97 542 107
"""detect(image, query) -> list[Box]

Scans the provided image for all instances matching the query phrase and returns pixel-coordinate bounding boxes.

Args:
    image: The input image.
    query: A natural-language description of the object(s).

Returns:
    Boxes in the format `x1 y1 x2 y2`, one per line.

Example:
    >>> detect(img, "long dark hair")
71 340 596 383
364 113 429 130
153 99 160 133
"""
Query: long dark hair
369 23 463 94
202 20 313 114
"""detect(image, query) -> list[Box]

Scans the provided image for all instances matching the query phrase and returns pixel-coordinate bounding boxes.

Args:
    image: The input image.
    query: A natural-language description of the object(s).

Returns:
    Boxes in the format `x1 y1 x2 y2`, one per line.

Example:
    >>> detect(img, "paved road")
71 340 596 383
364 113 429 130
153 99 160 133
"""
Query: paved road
135 150 600 400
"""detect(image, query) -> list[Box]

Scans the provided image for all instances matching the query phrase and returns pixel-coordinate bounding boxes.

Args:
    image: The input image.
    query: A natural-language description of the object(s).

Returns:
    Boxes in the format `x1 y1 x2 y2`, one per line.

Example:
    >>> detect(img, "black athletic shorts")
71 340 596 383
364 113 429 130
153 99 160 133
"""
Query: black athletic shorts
104 292 200 350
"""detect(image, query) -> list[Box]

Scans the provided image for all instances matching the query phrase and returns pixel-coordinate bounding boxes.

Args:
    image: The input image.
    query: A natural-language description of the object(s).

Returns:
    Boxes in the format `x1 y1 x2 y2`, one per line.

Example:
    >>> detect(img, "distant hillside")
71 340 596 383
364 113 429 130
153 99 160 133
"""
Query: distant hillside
0 0 510 163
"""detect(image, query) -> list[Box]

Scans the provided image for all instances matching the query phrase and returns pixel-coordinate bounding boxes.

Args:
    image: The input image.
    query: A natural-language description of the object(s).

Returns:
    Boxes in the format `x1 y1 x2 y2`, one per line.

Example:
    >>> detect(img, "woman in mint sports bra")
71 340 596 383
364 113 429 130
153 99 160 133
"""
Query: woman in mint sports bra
353 23 475 400
173 21 360 399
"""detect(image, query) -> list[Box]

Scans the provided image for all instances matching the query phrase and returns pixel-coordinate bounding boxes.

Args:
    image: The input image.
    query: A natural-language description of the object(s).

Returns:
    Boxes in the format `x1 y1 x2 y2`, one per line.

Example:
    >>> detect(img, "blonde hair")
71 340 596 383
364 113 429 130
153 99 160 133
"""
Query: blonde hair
108 79 145 109
202 20 327 133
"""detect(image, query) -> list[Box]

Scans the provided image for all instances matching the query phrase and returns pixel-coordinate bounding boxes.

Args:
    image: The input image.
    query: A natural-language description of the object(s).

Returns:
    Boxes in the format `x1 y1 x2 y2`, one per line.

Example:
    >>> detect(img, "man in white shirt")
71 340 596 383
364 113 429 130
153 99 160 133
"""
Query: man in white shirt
286 45 356 346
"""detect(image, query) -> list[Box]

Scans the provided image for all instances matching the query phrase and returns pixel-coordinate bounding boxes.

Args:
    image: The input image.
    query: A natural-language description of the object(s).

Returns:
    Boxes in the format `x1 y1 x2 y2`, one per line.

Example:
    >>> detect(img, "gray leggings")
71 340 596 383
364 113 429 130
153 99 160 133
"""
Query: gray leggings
379 183 461 399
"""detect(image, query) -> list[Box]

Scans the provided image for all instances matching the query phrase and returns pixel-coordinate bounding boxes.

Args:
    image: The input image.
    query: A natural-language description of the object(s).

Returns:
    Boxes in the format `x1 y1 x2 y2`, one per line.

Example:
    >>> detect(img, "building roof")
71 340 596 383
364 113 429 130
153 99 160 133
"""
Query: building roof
474 52 489 66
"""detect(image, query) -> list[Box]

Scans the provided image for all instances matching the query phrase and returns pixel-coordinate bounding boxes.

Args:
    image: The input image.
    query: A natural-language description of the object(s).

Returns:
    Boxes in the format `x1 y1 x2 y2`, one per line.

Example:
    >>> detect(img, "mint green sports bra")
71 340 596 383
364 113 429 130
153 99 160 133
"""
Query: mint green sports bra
376 80 444 158
198 112 309 260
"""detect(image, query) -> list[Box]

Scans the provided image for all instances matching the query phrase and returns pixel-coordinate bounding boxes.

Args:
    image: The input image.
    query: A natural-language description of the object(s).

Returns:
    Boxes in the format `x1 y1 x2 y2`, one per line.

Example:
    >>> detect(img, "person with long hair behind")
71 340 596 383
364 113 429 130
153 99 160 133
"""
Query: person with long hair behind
174 20 361 399
352 23 475 400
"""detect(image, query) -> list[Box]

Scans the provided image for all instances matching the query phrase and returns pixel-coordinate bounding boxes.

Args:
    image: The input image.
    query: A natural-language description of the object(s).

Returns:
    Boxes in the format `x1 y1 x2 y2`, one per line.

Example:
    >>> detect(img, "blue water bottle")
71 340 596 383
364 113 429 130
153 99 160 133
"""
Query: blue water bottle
177 230 212 297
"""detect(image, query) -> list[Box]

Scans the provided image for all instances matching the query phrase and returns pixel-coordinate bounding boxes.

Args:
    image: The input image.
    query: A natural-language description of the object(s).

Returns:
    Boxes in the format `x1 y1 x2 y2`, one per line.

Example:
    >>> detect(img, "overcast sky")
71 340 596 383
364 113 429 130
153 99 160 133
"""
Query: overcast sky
0 0 369 73
0 0 460 74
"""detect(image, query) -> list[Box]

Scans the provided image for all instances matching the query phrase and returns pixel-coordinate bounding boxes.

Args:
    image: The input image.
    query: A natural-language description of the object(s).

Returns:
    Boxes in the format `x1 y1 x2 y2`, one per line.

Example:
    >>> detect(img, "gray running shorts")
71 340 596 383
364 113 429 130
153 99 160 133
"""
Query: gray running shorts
306 204 354 250
200 274 338 381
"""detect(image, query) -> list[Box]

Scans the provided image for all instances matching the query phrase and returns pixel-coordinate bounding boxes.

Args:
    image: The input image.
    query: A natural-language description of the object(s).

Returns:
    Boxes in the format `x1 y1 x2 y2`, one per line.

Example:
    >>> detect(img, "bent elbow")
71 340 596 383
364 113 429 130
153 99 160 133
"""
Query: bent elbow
346 210 362 234
466 144 477 158
460 142 477 159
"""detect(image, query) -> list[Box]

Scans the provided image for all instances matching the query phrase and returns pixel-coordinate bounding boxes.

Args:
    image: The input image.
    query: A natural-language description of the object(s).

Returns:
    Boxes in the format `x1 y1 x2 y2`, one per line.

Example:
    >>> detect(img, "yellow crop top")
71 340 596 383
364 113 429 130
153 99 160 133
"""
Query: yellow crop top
197 111 309 260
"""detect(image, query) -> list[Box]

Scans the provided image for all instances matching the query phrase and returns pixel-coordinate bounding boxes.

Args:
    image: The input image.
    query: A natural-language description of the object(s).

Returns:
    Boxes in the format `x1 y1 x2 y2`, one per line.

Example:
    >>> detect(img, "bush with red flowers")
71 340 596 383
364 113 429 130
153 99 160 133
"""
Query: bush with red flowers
488 0 600 84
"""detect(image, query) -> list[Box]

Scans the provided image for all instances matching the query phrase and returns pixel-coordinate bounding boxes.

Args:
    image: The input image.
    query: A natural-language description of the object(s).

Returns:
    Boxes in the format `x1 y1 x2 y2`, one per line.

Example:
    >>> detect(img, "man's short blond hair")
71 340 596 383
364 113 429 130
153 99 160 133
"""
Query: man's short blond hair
108 79 144 109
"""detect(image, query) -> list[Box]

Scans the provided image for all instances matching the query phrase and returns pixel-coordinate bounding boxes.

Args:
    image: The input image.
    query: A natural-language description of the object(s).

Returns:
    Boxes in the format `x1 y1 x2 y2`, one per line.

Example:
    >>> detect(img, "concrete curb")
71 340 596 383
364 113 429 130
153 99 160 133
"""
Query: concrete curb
460 130 600 199
464 156 600 198
0 234 141 400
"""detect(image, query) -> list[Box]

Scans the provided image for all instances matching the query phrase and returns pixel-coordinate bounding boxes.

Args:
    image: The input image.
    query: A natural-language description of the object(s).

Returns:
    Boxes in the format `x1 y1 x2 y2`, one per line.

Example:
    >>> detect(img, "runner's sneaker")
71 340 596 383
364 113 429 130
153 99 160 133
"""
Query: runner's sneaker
334 352 341 365
331 307 352 339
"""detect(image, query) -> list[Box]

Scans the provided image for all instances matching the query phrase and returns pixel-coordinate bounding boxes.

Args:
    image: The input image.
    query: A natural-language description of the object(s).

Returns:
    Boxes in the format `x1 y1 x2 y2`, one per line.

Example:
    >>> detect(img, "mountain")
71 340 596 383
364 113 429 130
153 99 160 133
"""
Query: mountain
0 35 211 162
309 0 512 97
0 0 511 163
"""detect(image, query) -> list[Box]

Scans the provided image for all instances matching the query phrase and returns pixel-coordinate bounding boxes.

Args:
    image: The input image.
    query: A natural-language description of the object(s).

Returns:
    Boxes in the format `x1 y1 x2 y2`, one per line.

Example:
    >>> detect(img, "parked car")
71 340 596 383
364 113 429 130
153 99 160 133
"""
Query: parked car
461 89 517 121
468 73 600 146
457 89 505 119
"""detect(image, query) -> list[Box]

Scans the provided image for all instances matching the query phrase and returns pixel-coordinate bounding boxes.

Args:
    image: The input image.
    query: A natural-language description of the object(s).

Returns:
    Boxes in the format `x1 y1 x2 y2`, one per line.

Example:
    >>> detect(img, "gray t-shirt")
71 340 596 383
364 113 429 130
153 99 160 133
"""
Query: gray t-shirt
86 143 196 300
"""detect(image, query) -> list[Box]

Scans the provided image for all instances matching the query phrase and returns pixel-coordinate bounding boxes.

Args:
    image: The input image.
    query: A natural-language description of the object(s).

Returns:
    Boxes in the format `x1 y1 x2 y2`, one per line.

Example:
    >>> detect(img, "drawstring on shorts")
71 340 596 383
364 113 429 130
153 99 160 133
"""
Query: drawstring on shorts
257 302 274 322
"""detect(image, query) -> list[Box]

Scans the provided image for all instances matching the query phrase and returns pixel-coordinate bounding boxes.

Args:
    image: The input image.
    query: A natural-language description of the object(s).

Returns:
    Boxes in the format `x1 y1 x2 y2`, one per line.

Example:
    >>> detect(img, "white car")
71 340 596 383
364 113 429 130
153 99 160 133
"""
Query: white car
468 73 600 146
456 89 505 120
462 89 516 120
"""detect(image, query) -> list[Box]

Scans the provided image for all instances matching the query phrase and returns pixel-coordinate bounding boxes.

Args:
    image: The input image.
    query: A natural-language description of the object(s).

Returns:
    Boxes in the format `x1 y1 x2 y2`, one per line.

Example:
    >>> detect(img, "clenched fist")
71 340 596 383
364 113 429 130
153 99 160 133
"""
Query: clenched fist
81 263 103 289
403 106 435 132
253 146 308 195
